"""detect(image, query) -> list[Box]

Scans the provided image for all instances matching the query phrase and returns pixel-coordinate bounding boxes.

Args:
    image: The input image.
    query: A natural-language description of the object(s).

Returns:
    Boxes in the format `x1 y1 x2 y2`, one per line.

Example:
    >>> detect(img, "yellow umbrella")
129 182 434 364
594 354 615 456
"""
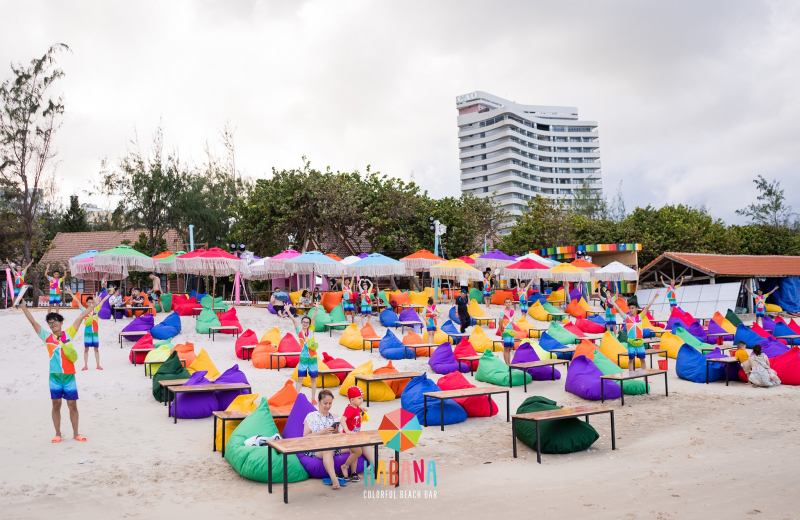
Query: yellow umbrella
429 259 483 281
546 263 590 282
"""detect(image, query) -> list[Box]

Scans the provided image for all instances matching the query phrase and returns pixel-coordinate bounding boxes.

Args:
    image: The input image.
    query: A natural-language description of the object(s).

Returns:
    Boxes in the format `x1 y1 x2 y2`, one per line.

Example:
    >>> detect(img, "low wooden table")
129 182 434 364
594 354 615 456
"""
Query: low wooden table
706 356 740 385
406 343 438 359
548 346 577 359
492 339 521 351
317 368 354 389
209 326 241 341
508 359 569 392
266 431 395 503
473 316 498 328
456 355 483 376
130 347 152 366
354 371 422 406
269 352 298 370
213 407 290 457
240 345 255 360
600 368 668 406
157 378 189 408
144 358 185 377
191 306 204 318
616 348 668 370
446 332 470 344
700 345 735 355
526 325 550 339
167 382 252 423
582 333 605 343
706 331 732 345
399 304 424 313
324 322 350 337
396 320 423 334
774 333 800 342
512 405 615 463
118 329 149 348
362 337 382 352
423 385 510 431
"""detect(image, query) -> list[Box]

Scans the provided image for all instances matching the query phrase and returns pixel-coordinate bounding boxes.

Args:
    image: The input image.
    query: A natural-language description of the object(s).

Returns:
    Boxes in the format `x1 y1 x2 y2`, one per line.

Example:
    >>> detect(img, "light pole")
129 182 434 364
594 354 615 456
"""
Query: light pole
429 217 447 300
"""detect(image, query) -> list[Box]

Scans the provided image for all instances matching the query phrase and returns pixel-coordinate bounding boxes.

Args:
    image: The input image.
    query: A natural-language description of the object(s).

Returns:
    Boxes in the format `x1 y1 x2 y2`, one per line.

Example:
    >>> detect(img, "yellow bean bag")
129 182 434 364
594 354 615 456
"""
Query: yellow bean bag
423 287 434 298
339 360 395 401
525 339 551 361
425 329 449 345
469 325 494 352
766 303 783 313
339 323 364 350
599 331 641 369
187 348 220 380
409 291 428 306
660 331 684 359
260 327 281 346
143 345 172 375
467 299 489 318
547 289 565 304
711 311 736 334
291 359 340 388
528 300 550 322
289 290 302 305
578 298 592 312
215 393 261 451
641 316 664 333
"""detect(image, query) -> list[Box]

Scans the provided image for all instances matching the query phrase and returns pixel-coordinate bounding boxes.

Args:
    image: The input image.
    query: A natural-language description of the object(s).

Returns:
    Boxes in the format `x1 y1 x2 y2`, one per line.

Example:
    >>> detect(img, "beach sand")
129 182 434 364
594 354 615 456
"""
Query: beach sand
1 305 798 520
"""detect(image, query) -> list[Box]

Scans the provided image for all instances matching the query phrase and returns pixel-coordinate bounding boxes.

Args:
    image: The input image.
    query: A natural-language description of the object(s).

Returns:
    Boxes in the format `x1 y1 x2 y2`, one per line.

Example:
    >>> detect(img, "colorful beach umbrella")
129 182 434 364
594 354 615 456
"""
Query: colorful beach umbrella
378 409 422 452
68 250 98 273
400 249 445 271
546 262 590 282
429 258 483 281
283 251 346 276
263 249 301 274
593 261 638 282
152 250 185 274
516 252 560 268
72 255 128 281
570 258 600 271
340 255 361 266
175 247 244 276
475 249 517 269
93 244 155 272
457 255 476 265
502 258 551 280
347 253 406 277
243 256 274 280
326 253 343 262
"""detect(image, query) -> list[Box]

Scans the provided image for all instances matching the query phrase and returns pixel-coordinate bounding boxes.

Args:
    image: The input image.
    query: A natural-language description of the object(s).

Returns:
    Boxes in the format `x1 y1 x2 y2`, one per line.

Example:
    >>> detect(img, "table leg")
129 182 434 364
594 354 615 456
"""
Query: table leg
601 380 605 403
267 446 273 494
423 395 428 427
512 418 517 458
366 381 371 407
213 416 217 452
645 376 650 394
725 364 730 386
440 398 444 432
620 383 625 406
505 392 510 422
283 454 288 504
173 391 178 424
508 366 513 389
551 364 556 381
374 445 379 478
664 371 669 397
221 419 227 457
610 411 616 450
535 422 541 464
705 361 709 384
394 451 400 488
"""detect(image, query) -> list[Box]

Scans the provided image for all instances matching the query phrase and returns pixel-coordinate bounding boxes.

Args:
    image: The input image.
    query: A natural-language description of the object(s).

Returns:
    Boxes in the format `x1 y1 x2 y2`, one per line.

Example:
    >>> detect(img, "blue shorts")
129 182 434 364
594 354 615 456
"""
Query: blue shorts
297 360 319 378
13 287 21 297
502 336 515 349
49 373 78 400
343 302 355 312
49 295 61 305
84 334 99 348
426 318 437 331
483 291 492 299
519 303 528 313
627 346 646 359
756 309 766 317
360 305 372 315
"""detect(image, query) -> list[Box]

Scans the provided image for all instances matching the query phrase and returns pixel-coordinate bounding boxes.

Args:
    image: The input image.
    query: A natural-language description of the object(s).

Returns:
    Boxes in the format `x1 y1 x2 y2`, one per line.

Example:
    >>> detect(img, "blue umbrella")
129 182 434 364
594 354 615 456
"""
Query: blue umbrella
283 251 346 276
348 253 407 277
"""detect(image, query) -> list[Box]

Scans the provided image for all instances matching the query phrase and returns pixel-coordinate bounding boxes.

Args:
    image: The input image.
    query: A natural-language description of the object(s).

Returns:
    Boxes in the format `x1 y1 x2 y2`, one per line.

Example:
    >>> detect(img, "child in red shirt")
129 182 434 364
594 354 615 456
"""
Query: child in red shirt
340 386 374 481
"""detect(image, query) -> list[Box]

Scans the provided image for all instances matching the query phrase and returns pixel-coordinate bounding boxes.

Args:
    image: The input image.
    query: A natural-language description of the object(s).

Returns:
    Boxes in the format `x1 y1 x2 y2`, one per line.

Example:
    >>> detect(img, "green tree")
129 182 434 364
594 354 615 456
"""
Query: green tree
572 178 606 220
61 195 88 232
608 180 627 222
726 224 800 256
500 196 572 254
736 174 795 227
432 195 506 257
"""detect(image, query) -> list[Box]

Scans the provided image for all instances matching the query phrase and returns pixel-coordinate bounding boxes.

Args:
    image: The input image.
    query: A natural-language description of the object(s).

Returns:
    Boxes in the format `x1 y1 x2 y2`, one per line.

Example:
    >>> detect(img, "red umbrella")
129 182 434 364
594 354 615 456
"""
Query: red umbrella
503 258 551 279
457 255 476 265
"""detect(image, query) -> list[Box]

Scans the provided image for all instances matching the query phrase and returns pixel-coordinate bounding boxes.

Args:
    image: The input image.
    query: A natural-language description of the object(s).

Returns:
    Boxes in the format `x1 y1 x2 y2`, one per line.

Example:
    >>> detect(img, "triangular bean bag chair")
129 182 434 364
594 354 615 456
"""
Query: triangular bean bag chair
761 339 790 358
469 287 484 304
201 294 228 312
372 361 409 395
283 394 365 478
122 314 154 340
476 350 531 387
277 333 302 368
174 341 196 366
789 319 800 335
726 309 743 327
438 371 498 417
291 359 339 388
379 308 400 328
660 331 685 359
514 316 534 334
409 291 428 306
530 340 552 361
361 322 379 340
511 343 562 380
750 323 771 338
150 312 182 340
684 321 708 343
593 351 648 395
128 333 154 364
641 315 664 334
467 299 488 319
673 326 712 351
528 300 550 322
398 308 422 329
170 371 218 419
429 343 467 375
766 303 783 313
573 340 597 361
377 290 390 307
599 331 641 369
676 345 726 383
427 329 449 345
260 327 281 346
442 320 460 336
195 308 221 334
321 352 354 383
215 364 251 409
734 324 765 348
565 355 622 401
706 320 733 342
514 395 599 454
339 360 395 401
339 323 364 350
403 330 425 345
143 344 172 374
311 306 332 333
224 399 308 483
565 299 586 319
379 329 415 360
268 379 299 432
542 302 565 317
235 329 258 359
252 343 285 369
454 338 479 372
773 323 799 344
448 306 468 325
188 348 220 380
98 296 112 320
288 290 302 305
320 291 343 313
328 305 347 330
564 322 586 339
538 332 566 353
761 316 777 332
576 318 605 334
547 322 579 345
469 325 494 353
152 351 191 402
216 307 243 334
547 289 565 304
711 311 737 333
770 346 800 385
159 293 173 313
215 393 261 452
589 314 607 327
401 374 467 426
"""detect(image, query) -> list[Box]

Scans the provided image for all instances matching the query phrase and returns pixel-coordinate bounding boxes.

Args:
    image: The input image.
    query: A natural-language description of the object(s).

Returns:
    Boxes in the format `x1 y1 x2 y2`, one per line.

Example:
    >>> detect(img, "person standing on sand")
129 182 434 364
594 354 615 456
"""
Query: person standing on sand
16 300 91 443
455 287 471 334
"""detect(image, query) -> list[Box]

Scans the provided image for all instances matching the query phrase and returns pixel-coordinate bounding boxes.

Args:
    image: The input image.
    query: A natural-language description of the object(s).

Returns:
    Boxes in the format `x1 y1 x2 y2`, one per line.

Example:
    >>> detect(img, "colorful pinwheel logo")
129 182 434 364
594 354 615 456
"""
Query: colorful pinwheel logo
378 408 422 452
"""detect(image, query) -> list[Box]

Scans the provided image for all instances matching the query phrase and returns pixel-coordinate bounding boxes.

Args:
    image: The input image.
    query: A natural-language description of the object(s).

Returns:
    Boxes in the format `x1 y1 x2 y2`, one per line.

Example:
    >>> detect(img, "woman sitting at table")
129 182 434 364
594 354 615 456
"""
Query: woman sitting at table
303 389 348 489
312 287 322 303
748 345 781 387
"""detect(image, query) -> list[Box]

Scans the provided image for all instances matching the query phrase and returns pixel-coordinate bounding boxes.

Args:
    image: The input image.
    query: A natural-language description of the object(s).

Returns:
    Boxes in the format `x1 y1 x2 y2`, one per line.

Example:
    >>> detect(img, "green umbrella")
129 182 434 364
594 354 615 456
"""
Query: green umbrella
93 244 155 273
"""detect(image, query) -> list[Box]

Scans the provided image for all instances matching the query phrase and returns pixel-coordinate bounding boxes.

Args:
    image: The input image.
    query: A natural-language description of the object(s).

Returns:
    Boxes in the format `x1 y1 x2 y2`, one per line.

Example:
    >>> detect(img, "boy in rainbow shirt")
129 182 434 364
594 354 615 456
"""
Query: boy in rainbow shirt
44 264 64 311
17 299 92 443
287 303 321 404
6 258 33 300
67 287 113 371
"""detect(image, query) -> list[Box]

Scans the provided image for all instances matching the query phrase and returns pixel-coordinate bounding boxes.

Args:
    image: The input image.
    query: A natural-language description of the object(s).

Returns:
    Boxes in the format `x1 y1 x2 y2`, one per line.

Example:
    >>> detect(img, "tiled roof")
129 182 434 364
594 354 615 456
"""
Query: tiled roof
642 252 800 277
40 229 185 266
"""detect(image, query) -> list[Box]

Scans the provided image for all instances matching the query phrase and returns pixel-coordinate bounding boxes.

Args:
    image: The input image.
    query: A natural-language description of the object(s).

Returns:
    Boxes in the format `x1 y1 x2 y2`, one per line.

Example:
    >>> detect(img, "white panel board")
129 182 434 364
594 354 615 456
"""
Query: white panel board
635 282 741 320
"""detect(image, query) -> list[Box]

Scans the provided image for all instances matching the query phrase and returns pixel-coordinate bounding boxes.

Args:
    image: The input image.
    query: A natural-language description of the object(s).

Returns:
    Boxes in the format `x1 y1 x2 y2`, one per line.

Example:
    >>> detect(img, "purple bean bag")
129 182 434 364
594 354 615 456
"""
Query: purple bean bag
428 343 467 374
676 345 726 383
283 394 364 478
150 312 182 340
379 329 415 360
685 321 708 343
170 370 218 419
511 343 562 380
706 319 733 342
569 287 583 301
761 339 790 358
214 364 251 409
565 355 622 401
401 374 467 426
267 303 278 315
761 315 777 333
121 314 154 340
398 308 421 323
97 290 111 320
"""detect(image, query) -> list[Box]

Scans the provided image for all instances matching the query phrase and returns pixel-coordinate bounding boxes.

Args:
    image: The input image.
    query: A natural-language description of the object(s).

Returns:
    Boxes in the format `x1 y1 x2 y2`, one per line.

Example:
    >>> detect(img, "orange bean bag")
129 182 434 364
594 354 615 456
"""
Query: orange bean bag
251 342 286 369
361 322 379 340
565 299 587 319
268 379 299 433
70 291 83 308
321 291 343 313
374 361 409 395
174 341 196 366
403 331 425 345
491 290 515 305
614 296 629 314
573 340 596 360
392 292 411 306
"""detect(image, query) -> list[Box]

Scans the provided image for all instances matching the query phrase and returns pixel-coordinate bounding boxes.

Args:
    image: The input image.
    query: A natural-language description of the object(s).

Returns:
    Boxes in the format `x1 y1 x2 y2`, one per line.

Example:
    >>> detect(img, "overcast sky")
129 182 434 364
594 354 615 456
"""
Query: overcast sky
2 0 798 223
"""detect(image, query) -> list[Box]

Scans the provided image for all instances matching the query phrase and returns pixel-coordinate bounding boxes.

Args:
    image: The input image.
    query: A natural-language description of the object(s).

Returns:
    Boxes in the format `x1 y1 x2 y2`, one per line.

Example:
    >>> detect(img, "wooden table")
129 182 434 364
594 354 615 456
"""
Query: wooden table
473 316 498 328
112 305 152 322
700 345 736 355
399 304 424 313
526 325 550 339
157 378 189 407
456 355 483 376
774 334 800 342
240 345 255 360
209 326 241 341
548 347 576 359
600 368 668 406
317 368 353 389
266 431 395 503
269 352 298 370
362 337 382 353
512 405 615 463
324 322 350 337
212 407 290 457
191 307 204 318
705 356 740 386
423 385 510 431
406 343 438 359
493 339 521 351
118 329 149 348
354 371 422 406
706 331 732 345
130 347 152 366
582 333 605 342
396 320 422 334
446 332 470 344
508 359 569 392
167 382 252 423
144 358 185 377
616 348 668 369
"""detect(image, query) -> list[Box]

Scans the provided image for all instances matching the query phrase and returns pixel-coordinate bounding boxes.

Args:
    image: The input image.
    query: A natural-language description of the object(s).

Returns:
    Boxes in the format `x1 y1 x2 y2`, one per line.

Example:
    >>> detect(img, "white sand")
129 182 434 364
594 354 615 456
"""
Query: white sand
1 305 799 520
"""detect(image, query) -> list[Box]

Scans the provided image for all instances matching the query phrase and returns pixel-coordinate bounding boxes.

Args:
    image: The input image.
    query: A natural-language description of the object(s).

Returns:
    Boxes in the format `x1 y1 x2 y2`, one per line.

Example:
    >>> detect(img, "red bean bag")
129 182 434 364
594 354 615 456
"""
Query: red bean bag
129 333 153 364
321 291 343 313
217 307 243 334
789 319 800 335
173 294 201 316
565 299 586 319
564 323 586 338
320 352 354 383
437 371 498 417
750 323 771 338
235 329 258 359
453 338 479 372
278 333 301 368
576 318 605 334
770 346 800 385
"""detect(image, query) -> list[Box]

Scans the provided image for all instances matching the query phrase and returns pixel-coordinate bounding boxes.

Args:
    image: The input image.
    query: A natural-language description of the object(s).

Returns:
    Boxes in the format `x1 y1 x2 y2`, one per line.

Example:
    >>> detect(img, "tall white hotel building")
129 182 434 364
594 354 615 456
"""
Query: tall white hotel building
457 91 602 230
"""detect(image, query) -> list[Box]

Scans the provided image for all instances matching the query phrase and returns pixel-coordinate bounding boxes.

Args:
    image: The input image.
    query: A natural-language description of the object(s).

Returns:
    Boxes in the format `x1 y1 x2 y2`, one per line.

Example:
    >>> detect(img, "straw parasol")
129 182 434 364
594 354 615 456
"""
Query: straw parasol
243 257 274 280
71 255 128 281
68 250 98 273
546 263 590 282
501 258 551 280
175 247 244 276
457 255 476 265
283 251 346 277
347 253 406 277
475 249 517 269
263 249 301 274
516 252 560 268
152 251 185 274
326 253 343 262
429 258 483 282
93 244 155 272
593 261 639 282
400 249 445 271
570 258 600 271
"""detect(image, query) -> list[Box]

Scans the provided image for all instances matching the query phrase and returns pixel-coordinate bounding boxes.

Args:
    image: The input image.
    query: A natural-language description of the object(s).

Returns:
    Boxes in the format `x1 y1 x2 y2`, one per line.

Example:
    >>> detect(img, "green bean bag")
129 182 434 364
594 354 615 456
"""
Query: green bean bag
673 326 711 350
159 293 173 313
328 305 347 330
313 306 332 333
475 350 531 387
224 399 309 483
201 294 229 312
152 352 190 402
593 351 648 395
514 395 599 454
546 322 579 345
469 288 484 304
726 309 743 327
378 290 390 307
196 308 221 334
542 302 565 316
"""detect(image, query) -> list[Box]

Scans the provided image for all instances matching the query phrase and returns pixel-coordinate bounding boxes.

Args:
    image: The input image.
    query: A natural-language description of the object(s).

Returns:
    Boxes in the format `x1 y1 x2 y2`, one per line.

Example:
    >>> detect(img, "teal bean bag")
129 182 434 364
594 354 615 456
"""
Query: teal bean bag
514 395 599 454
327 305 348 330
196 308 221 334
152 352 190 402
469 288 484 304
378 290 390 307
593 351 648 395
224 399 309 483
542 302 566 316
475 350 531 387
546 322 579 345
160 293 173 313
313 306 332 333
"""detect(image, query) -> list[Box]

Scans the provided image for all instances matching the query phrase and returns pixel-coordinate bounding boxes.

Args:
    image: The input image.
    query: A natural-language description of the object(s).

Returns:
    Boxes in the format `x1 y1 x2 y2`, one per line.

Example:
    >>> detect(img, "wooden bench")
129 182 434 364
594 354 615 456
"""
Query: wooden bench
354 371 423 406
508 359 569 392
266 431 395 503
548 346 576 359
396 320 423 334
212 407 290 457
130 347 153 366
423 385 510 431
446 332 470 344
600 368 668 405
144 358 186 377
324 322 350 337
615 348 668 370
167 383 252 423
526 324 550 339
317 368 354 389
269 352 298 370
405 343 438 359
705 356 740 386
209 326 241 341
456 355 483 376
512 405 616 463
472 316 497 328
118 329 149 348
582 333 605 342
362 337 382 353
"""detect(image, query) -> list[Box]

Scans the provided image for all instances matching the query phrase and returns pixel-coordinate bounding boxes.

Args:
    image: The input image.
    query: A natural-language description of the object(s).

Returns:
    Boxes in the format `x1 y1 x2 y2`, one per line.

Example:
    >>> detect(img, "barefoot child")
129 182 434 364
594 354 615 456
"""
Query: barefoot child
424 297 439 342
6 258 33 300
287 303 320 404
611 292 659 373
660 275 685 309
341 277 355 323
483 269 493 309
517 279 533 314
17 300 91 443
358 278 374 326
746 286 778 327
67 287 113 371
500 298 516 364
340 386 374 481
44 264 64 311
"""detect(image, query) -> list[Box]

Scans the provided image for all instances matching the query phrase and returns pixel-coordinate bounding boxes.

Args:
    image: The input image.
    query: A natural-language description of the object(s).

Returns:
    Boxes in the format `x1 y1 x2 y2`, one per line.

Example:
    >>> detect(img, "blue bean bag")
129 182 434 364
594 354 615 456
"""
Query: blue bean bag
538 332 573 360
676 345 725 383
734 324 765 348
282 394 364 478
428 343 467 375
150 312 182 340
378 329 415 360
380 308 399 328
476 350 531 387
773 323 799 344
448 307 476 326
565 355 622 401
214 364 251 410
588 314 606 327
170 370 218 419
400 374 467 426
442 320 461 335
511 342 562 380
121 314 154 340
